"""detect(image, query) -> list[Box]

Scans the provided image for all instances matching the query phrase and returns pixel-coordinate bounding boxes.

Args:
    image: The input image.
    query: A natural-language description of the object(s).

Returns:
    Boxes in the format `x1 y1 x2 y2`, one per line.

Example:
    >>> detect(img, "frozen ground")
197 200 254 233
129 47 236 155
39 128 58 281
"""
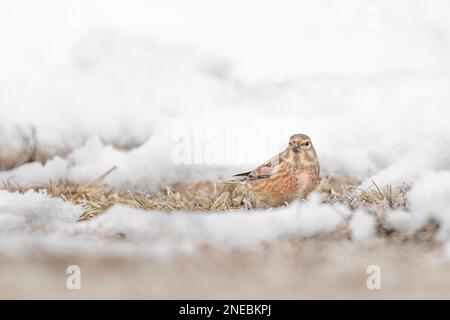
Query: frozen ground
1 0 450 298
1 240 450 299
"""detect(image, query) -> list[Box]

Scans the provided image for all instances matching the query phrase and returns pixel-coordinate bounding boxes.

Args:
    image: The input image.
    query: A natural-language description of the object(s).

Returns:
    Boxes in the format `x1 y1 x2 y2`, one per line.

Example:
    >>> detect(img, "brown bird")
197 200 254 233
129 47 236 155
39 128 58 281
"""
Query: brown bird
229 134 320 208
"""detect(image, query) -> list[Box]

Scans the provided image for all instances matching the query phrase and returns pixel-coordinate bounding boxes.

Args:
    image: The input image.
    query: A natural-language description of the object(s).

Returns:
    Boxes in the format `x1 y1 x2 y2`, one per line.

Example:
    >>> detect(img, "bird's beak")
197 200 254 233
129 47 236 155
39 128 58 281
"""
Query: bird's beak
292 144 300 152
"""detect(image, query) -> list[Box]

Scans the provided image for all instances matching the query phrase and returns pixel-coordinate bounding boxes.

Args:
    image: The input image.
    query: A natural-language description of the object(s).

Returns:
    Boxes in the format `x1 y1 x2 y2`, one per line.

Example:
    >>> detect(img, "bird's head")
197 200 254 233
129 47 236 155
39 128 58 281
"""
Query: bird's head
288 134 313 153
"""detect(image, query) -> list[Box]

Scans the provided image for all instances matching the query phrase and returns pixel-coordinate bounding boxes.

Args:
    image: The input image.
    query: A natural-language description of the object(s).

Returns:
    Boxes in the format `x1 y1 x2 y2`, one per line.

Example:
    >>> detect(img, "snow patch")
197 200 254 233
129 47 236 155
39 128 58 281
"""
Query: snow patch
349 210 376 242
0 189 82 234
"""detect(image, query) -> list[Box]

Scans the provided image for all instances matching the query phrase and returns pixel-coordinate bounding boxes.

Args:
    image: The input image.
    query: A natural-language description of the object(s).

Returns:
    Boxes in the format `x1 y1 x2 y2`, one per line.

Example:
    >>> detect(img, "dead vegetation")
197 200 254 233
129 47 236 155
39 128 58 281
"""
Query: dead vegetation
0 166 440 242
1 167 246 221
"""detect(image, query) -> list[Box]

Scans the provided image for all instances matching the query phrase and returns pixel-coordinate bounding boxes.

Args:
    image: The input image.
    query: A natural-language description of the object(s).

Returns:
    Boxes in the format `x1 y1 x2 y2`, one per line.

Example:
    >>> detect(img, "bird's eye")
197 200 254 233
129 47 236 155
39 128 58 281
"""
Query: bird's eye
304 141 310 146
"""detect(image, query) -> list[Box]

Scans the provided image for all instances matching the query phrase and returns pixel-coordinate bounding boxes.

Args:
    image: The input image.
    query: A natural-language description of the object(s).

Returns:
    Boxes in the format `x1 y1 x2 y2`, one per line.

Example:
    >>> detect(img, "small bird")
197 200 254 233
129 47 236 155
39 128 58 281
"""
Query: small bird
229 134 320 208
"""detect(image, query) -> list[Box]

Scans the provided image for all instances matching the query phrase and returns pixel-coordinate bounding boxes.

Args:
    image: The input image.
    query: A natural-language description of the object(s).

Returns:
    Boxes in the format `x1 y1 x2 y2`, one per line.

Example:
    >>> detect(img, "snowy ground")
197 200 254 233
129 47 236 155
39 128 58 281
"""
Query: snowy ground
2 240 449 299
1 0 450 298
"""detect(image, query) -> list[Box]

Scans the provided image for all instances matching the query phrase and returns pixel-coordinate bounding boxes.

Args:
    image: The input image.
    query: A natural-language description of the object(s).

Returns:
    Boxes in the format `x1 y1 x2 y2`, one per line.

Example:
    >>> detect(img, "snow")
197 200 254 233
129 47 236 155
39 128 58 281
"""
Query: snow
74 195 346 249
385 171 450 242
1 0 450 254
0 189 81 235
349 210 376 242
0 189 346 255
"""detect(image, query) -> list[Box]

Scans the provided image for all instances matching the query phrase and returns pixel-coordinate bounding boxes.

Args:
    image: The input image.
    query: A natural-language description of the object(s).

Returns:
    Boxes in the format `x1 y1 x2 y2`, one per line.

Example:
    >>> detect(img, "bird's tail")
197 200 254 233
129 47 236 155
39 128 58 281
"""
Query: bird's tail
221 172 250 184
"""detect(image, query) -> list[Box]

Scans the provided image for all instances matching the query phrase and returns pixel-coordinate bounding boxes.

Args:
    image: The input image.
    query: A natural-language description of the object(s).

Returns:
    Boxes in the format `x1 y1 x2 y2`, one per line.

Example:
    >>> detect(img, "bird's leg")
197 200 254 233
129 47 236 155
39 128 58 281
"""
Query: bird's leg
243 198 253 210
230 184 249 207
210 191 230 210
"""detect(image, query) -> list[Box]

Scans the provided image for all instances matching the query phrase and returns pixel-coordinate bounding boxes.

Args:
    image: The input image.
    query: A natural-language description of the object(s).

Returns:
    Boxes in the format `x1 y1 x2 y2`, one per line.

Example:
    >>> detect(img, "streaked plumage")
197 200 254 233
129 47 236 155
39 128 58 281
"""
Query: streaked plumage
229 134 320 208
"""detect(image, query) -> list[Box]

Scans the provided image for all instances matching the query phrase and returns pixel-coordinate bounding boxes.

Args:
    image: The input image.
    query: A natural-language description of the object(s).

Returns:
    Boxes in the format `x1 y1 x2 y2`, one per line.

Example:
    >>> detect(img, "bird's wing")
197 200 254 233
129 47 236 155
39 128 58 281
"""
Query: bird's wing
229 153 284 182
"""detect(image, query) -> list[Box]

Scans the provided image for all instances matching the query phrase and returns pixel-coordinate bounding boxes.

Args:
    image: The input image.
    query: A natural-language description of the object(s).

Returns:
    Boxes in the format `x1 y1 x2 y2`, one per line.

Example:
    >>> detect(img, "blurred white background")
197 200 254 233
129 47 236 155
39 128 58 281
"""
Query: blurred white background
0 0 449 187
1 2 450 299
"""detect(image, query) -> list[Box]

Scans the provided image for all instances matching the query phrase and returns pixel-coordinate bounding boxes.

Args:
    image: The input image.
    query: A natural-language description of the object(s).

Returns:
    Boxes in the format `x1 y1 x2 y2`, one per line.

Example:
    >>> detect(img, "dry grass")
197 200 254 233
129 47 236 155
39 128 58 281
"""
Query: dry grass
0 169 359 218
0 167 440 242
1 167 246 221
0 172 399 218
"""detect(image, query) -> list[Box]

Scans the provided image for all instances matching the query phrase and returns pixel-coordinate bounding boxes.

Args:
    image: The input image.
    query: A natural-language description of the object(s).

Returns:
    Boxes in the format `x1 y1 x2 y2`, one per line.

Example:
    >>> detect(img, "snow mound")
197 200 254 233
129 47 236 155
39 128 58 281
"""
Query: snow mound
0 189 82 234
76 194 347 249
0 189 347 255
349 210 376 242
